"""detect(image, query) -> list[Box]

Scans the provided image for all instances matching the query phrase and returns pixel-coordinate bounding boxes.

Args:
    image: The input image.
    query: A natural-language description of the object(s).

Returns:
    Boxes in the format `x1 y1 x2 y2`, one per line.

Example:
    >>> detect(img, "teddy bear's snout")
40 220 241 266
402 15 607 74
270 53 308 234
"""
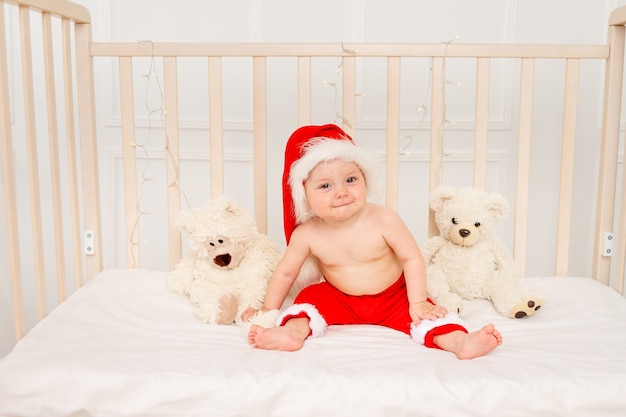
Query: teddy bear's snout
214 253 232 267
203 235 245 269
449 221 481 247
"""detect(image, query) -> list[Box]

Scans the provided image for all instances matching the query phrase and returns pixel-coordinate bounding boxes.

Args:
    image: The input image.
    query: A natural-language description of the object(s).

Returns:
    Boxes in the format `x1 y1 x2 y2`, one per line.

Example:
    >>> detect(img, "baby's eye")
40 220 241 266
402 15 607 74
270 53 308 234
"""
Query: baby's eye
346 176 357 183
319 183 330 189
451 218 459 225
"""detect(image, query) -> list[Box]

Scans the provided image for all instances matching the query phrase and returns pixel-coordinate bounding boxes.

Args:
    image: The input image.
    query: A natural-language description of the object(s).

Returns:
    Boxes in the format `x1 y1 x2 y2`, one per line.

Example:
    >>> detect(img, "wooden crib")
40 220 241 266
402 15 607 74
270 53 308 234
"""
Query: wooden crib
1 1 626 416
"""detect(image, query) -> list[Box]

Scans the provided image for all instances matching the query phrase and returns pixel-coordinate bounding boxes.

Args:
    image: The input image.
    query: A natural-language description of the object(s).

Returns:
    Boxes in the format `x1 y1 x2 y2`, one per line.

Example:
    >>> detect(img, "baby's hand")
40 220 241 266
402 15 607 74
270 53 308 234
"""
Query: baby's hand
409 300 448 325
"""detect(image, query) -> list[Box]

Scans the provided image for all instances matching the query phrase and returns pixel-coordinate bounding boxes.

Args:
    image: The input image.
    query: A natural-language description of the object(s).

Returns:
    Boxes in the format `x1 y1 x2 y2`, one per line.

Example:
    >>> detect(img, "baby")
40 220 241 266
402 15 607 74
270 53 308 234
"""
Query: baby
242 124 502 359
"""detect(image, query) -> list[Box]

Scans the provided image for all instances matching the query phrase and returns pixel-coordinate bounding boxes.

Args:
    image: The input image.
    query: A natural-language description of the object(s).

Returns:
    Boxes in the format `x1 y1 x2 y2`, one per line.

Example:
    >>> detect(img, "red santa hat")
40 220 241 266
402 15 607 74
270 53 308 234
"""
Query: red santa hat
282 124 380 243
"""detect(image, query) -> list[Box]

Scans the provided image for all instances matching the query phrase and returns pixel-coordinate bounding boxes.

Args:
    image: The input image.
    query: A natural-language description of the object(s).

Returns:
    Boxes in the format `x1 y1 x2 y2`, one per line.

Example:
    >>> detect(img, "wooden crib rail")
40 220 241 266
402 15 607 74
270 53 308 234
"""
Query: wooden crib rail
90 42 609 59
2 0 90 24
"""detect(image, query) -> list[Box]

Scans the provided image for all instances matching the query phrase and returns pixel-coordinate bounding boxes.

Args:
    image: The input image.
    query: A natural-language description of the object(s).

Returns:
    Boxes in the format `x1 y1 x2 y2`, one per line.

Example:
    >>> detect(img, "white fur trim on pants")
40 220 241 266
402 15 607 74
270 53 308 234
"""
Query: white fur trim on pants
277 303 328 338
410 313 464 345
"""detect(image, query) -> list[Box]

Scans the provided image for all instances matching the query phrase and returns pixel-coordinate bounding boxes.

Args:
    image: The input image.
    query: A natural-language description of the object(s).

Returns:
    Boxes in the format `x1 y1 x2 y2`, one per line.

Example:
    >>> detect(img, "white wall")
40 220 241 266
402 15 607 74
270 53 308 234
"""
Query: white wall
1 0 625 357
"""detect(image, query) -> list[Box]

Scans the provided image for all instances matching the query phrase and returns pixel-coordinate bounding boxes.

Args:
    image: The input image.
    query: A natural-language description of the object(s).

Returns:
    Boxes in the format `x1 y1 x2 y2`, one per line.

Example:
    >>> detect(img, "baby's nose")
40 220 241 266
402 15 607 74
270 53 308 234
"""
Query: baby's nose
335 186 348 197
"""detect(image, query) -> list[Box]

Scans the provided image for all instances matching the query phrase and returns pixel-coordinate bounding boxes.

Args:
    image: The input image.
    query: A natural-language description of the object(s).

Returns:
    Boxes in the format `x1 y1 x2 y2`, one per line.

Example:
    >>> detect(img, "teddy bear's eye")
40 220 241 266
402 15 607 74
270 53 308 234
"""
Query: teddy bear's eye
451 218 459 225
218 239 224 244
209 242 215 246
474 222 481 228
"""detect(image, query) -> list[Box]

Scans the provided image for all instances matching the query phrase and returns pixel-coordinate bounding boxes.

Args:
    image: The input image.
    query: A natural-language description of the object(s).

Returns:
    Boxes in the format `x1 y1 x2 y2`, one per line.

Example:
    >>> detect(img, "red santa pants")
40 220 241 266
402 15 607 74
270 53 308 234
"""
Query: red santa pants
278 274 467 349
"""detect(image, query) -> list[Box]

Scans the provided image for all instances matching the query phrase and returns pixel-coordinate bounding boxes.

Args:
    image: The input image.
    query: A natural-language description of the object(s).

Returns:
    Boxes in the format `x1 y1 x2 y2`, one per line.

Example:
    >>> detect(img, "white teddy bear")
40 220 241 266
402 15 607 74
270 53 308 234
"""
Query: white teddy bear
422 186 544 319
167 194 281 328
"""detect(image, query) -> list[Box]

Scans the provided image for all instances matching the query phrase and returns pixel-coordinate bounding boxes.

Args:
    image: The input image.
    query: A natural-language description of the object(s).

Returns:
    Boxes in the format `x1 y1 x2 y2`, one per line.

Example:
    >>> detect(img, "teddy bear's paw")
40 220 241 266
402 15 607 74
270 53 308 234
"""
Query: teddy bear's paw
239 309 280 329
432 293 463 316
509 298 543 318
216 294 239 324
440 302 462 316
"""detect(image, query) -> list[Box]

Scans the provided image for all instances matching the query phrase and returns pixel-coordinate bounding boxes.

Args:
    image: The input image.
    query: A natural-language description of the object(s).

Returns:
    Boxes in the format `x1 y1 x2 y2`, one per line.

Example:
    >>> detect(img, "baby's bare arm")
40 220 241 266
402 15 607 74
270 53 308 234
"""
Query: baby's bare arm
241 228 310 321
377 207 447 323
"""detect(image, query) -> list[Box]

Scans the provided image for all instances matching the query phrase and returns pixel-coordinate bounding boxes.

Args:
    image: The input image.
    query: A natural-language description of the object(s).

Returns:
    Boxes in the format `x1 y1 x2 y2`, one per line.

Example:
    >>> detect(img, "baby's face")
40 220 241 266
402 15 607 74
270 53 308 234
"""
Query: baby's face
303 160 367 222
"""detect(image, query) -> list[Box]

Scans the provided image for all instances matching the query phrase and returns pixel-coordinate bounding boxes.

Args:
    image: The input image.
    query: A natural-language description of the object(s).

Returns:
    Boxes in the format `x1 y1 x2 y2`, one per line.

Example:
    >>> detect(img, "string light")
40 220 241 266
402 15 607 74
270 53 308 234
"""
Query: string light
400 35 461 157
124 41 160 266
322 43 364 129
127 40 191 266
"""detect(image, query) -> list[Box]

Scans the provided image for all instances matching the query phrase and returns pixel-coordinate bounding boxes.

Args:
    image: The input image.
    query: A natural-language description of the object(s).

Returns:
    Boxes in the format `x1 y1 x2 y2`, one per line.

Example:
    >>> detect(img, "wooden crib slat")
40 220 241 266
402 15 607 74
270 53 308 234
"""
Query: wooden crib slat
253 56 268 233
473 57 490 189
555 59 580 276
594 23 625 286
612 7 626 295
208 57 224 198
75 21 103 278
42 12 67 302
20 5 47 319
513 58 535 276
298 56 312 126
341 56 356 137
385 57 401 210
61 17 84 289
119 57 140 267
617 173 626 294
163 57 182 269
0 0 26 341
428 57 446 237
617 112 626 294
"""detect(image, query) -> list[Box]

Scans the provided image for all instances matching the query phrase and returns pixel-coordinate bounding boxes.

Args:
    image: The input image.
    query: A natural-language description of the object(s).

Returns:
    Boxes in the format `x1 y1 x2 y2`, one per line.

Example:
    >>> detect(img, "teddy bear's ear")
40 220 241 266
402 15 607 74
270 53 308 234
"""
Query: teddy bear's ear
484 192 511 219
175 210 196 235
212 194 239 215
223 199 238 215
429 185 457 212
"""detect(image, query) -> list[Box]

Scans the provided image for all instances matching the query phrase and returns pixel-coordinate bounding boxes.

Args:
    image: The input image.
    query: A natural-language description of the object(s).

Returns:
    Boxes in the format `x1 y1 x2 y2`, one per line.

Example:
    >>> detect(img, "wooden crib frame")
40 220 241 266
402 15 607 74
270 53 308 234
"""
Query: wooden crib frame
1 0 626 344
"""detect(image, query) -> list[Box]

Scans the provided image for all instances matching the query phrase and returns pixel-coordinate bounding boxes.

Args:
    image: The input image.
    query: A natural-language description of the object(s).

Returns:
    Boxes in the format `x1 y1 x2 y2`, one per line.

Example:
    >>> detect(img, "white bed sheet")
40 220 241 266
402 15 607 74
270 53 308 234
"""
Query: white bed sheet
1 269 625 417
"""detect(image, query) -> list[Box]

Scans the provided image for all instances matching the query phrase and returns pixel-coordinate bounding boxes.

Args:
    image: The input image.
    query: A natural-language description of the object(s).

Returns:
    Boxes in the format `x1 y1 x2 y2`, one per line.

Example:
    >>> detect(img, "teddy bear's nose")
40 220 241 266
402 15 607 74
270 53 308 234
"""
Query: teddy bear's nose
214 253 232 267
459 229 471 238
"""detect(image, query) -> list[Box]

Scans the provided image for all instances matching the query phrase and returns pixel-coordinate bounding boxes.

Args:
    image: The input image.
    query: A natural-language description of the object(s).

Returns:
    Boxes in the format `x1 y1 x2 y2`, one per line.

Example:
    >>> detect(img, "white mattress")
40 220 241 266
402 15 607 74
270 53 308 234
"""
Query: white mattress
1 269 626 417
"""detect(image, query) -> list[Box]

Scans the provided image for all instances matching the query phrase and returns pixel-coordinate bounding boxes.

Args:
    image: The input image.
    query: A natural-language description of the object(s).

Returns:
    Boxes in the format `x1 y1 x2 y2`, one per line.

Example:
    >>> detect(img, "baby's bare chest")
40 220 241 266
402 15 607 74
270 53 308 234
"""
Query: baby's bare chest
311 231 389 266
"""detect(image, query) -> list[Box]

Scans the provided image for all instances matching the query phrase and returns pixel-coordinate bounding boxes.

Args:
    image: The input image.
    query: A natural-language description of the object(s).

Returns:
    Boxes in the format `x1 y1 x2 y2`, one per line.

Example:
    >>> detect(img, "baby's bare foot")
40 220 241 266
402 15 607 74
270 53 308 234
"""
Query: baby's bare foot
248 324 306 351
455 323 502 360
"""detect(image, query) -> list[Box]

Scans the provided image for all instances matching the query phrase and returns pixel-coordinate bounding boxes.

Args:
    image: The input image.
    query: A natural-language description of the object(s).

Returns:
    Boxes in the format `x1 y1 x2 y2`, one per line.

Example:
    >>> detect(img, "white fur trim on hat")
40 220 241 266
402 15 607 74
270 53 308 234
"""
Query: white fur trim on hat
277 303 328 338
289 138 381 225
410 313 465 345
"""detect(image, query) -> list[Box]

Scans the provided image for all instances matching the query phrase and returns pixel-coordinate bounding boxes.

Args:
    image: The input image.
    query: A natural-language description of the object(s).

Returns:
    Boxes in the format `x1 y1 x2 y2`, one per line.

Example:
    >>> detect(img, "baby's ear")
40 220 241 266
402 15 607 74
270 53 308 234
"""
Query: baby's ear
429 186 457 212
484 192 510 219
